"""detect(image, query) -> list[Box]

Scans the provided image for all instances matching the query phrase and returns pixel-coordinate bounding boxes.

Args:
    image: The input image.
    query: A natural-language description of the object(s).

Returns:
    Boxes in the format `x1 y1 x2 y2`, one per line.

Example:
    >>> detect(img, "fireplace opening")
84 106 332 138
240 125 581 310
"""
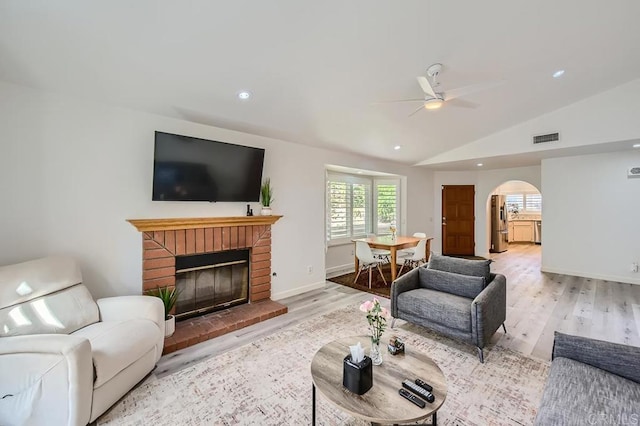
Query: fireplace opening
175 249 249 320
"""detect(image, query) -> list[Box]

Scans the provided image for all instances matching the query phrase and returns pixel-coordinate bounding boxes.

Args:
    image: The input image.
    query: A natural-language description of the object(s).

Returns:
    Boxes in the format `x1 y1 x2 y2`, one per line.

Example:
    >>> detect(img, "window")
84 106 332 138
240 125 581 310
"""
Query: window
506 193 541 213
326 173 400 243
375 180 399 235
525 194 542 211
505 194 524 213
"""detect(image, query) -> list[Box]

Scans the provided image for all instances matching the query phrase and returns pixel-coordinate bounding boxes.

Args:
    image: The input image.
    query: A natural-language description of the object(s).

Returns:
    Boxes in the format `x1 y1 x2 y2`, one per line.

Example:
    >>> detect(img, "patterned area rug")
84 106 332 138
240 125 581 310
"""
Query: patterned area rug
328 264 410 298
98 304 549 425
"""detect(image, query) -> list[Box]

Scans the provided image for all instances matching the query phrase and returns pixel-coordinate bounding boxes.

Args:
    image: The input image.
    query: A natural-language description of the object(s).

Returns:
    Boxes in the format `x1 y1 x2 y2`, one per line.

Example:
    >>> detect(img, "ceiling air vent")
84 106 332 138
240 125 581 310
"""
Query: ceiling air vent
628 167 640 178
533 132 559 144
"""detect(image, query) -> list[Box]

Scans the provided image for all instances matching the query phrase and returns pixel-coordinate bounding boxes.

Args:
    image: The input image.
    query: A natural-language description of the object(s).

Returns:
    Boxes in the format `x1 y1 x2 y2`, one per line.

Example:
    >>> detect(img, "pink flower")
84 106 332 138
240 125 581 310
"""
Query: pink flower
359 300 374 312
380 307 389 318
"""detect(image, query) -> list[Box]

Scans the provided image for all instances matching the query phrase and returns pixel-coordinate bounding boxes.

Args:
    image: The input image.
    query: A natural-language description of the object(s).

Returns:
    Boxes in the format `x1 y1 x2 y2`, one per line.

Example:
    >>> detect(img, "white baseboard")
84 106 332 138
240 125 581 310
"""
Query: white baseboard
325 263 355 278
272 281 326 301
541 266 640 285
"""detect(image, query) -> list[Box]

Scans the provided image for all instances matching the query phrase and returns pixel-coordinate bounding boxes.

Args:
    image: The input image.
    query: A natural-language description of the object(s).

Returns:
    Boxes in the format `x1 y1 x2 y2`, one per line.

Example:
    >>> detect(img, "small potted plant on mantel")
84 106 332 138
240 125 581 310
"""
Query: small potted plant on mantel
148 286 179 337
260 178 274 216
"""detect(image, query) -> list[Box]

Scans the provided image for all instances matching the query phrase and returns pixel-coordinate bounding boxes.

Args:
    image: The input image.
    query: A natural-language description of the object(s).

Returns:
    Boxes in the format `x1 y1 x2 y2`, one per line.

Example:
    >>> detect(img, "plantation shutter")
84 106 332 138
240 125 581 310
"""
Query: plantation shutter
326 173 372 242
525 194 542 212
506 194 524 212
375 180 400 235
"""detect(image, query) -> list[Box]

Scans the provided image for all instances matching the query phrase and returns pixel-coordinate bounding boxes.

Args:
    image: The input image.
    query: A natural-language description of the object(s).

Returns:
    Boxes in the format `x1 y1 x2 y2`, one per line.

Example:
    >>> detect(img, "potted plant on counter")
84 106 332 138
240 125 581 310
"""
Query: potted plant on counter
260 178 274 216
148 286 179 337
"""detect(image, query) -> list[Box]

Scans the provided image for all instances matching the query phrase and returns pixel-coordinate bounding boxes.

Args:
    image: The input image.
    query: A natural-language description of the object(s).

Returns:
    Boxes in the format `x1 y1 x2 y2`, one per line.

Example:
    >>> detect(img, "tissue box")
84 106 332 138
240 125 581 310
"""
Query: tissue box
342 355 373 395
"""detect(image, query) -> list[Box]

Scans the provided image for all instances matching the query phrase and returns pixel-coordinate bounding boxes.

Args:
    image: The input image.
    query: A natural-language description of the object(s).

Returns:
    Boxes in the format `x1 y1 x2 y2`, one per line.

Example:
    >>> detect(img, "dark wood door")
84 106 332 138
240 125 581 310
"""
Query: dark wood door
442 185 475 255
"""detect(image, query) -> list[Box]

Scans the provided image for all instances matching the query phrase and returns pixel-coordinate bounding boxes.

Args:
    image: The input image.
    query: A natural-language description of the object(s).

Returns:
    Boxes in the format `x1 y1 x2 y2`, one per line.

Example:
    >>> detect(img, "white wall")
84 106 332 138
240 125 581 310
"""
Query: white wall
422 78 640 165
493 180 539 195
0 82 47 260
542 151 640 284
432 166 542 257
0 81 432 299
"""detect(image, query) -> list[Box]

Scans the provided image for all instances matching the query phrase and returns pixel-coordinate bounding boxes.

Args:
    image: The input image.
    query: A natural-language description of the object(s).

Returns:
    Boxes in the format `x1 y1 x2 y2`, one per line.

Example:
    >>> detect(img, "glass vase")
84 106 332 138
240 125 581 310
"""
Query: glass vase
370 340 383 366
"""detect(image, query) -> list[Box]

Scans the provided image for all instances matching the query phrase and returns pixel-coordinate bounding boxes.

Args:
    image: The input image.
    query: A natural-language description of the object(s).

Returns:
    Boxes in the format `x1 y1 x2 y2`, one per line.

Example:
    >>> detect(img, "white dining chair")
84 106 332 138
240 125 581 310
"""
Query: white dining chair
354 240 388 289
397 238 428 276
397 232 428 257
367 233 391 263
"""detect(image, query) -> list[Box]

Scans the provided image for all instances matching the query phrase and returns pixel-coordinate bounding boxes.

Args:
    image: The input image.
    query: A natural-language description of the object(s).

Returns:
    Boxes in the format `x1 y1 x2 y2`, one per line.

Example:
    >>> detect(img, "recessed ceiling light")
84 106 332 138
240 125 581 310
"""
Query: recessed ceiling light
357 171 363 174
237 91 251 100
477 163 483 167
552 70 565 78
394 145 401 150
633 143 640 148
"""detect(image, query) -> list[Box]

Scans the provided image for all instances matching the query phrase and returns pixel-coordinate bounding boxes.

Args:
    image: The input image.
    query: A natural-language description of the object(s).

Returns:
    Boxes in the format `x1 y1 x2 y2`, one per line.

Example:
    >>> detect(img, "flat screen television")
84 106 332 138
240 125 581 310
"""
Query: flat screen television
152 131 265 202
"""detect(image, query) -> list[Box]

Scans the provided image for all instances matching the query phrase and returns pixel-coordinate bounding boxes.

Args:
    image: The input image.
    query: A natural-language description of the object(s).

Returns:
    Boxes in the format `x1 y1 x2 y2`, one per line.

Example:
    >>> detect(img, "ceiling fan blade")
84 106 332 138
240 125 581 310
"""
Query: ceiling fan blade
416 76 437 98
408 104 425 117
446 98 479 109
370 98 424 105
443 80 505 101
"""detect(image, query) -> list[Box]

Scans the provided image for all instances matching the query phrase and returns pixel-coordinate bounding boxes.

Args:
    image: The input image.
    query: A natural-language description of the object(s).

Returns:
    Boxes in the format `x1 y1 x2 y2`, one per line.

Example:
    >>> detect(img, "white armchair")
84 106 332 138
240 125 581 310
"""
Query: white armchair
0 256 164 426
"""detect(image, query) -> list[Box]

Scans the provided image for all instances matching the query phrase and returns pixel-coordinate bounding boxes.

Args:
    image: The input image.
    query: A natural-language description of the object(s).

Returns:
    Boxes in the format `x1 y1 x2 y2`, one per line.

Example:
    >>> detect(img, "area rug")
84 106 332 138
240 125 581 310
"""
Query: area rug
328 264 410 298
98 304 549 425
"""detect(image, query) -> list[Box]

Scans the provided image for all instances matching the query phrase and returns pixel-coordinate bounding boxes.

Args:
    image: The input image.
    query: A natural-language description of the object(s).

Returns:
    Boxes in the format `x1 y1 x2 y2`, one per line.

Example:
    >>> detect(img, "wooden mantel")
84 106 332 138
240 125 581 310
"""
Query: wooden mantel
127 216 283 232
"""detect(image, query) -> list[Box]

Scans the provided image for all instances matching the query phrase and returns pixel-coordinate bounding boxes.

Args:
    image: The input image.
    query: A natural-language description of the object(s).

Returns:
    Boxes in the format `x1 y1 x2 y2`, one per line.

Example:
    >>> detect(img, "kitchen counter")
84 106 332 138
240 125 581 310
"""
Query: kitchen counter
509 214 541 222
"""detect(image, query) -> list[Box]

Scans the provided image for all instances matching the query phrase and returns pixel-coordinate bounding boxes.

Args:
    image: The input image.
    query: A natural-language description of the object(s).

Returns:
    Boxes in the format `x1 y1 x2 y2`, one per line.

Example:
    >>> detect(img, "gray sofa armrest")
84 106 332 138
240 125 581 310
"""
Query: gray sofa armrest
390 267 421 317
471 273 506 348
552 332 640 384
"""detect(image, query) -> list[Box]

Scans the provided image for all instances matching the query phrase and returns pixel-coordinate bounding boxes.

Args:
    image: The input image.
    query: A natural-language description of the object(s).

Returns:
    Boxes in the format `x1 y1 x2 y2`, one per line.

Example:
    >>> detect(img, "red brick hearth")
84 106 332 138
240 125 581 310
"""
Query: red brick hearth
127 216 287 354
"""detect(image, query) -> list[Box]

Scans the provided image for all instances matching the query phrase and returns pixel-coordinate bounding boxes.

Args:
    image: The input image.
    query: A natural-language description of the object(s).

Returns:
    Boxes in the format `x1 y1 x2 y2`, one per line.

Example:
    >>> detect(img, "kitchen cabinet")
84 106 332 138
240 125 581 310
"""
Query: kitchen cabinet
509 220 536 242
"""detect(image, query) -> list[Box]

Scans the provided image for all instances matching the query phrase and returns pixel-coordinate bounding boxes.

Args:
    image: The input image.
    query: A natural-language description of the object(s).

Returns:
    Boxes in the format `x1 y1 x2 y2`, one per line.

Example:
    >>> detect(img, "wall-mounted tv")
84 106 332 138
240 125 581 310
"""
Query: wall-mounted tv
152 131 265 202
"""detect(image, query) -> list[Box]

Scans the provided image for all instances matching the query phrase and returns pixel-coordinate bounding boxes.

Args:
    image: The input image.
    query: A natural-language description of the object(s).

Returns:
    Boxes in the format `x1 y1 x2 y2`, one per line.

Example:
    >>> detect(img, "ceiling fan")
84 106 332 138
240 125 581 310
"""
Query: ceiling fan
380 63 504 116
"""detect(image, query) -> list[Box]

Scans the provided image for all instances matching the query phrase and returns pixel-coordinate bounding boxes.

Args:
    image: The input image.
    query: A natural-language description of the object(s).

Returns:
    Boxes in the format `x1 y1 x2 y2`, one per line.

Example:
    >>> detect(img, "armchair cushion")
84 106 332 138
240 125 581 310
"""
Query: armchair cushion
419 267 485 299
427 253 491 284
396 288 471 332
0 256 82 309
0 285 99 337
72 319 162 388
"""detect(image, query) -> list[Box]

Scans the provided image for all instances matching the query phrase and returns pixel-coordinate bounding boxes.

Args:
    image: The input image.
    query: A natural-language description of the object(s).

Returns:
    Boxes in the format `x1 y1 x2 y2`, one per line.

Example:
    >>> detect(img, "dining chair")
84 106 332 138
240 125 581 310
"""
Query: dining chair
397 238 428 276
397 232 428 257
367 233 390 263
354 240 388 289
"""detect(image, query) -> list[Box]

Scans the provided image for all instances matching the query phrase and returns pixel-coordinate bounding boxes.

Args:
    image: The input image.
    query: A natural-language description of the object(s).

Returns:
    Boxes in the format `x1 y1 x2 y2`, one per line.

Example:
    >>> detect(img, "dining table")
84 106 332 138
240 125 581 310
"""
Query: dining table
353 235 432 282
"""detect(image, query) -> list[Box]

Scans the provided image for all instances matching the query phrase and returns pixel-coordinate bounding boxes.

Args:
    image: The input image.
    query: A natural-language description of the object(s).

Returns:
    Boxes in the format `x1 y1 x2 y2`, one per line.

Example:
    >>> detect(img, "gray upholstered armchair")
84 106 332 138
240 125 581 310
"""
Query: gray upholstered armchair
390 254 506 362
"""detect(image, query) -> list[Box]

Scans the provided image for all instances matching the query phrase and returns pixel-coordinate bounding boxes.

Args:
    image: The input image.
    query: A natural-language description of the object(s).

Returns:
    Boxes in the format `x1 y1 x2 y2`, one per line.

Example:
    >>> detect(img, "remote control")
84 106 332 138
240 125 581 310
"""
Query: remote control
415 378 433 392
398 388 426 408
402 379 435 403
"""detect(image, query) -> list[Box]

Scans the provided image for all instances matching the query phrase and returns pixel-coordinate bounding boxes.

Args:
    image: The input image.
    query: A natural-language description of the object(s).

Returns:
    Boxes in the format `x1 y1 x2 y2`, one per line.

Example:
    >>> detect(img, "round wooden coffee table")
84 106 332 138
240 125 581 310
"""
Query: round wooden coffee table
310 335 447 425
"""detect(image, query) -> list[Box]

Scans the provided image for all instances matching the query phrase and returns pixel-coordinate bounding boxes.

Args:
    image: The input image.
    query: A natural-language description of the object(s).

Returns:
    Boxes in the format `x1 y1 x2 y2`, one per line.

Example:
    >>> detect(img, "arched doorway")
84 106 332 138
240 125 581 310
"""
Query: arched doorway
485 180 542 260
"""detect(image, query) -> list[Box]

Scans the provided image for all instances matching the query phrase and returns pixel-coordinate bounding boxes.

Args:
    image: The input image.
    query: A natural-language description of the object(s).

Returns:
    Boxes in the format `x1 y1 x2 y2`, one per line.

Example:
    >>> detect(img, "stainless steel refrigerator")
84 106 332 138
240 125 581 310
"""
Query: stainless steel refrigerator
490 195 509 253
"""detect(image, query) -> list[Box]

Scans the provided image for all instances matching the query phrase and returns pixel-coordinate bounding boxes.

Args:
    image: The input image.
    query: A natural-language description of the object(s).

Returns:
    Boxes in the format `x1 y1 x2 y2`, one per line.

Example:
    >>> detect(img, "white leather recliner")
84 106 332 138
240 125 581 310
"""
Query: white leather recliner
0 256 165 426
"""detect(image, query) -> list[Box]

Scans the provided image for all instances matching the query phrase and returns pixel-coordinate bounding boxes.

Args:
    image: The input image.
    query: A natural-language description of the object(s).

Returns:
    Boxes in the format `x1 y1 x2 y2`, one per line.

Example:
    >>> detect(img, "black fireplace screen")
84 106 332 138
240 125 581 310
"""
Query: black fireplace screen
174 249 249 320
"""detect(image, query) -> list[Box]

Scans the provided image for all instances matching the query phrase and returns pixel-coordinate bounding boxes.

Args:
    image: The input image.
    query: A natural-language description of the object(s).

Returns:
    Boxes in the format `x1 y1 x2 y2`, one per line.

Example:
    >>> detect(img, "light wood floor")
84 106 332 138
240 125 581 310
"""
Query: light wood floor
490 243 640 359
156 243 640 377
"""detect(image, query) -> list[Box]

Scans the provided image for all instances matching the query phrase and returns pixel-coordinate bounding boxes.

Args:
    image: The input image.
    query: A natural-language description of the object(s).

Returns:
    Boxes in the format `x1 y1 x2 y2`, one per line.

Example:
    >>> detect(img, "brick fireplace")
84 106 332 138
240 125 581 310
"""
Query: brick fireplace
127 216 287 354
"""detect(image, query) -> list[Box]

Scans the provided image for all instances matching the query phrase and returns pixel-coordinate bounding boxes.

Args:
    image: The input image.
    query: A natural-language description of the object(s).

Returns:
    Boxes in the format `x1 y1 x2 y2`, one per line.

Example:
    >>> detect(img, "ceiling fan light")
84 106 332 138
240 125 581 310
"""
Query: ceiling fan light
424 98 444 110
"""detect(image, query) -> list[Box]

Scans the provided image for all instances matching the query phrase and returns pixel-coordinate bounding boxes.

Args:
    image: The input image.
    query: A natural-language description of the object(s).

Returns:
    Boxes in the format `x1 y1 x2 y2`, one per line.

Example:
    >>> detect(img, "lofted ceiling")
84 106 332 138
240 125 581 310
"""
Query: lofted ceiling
1 1 640 167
